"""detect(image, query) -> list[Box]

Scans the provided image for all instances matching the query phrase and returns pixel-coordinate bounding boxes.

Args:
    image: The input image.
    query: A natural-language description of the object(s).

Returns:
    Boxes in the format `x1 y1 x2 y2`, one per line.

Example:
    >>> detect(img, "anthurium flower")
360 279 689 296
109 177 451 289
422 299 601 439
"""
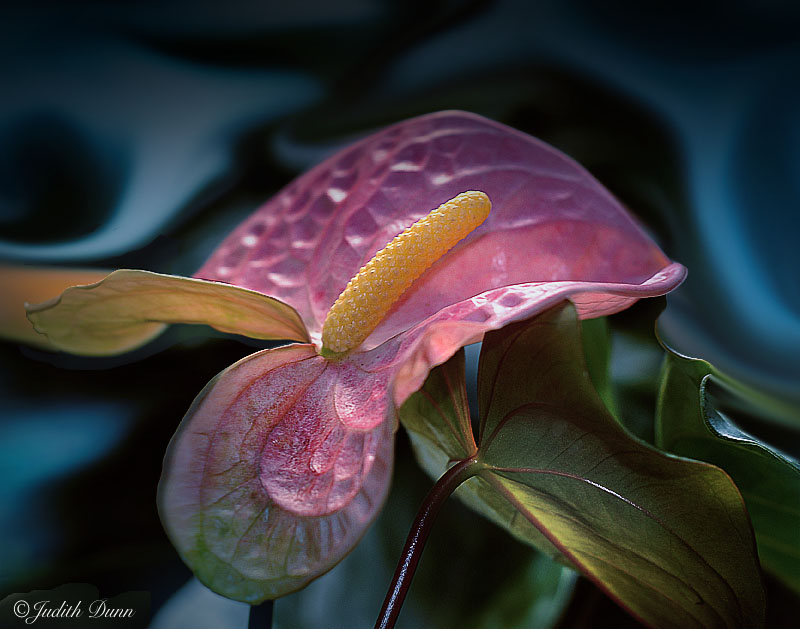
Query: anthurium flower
26 111 686 603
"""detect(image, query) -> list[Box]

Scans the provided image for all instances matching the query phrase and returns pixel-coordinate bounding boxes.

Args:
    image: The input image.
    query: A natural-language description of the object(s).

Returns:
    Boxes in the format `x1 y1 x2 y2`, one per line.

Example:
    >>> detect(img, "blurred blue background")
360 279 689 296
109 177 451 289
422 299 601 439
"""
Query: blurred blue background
1 1 798 627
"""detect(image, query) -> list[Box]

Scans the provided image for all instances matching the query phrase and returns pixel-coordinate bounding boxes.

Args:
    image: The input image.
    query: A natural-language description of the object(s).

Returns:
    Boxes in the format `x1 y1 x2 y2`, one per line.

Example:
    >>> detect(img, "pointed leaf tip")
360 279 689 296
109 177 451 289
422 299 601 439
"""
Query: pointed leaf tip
25 269 310 356
0 265 111 349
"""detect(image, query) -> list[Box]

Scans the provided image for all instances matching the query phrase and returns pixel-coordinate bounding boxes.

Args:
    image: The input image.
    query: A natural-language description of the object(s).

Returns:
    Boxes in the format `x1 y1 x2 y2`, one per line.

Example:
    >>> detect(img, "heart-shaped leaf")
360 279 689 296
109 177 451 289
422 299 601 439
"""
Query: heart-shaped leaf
400 302 765 628
397 348 477 472
25 269 309 355
399 348 565 559
656 348 800 593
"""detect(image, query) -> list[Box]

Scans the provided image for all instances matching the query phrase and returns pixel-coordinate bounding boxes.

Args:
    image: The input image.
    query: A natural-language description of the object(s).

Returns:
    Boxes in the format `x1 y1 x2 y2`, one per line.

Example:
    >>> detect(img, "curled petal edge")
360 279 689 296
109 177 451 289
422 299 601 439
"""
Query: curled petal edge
386 263 687 405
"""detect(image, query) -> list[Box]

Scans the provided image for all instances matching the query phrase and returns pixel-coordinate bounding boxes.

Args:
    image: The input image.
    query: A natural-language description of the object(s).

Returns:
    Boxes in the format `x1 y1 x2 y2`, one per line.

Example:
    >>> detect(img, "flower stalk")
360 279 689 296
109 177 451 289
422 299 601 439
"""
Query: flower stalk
375 456 481 629
248 600 273 629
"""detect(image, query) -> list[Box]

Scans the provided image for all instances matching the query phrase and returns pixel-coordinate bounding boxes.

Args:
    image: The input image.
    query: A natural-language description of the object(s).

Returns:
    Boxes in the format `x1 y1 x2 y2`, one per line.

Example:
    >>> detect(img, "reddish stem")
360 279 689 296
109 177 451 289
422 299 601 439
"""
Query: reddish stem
375 457 479 629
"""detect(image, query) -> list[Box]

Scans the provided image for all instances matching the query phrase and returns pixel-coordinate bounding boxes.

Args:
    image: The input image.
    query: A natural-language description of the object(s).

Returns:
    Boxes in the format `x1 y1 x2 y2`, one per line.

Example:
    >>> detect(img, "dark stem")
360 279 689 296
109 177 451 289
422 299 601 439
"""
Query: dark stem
248 600 274 629
375 457 479 629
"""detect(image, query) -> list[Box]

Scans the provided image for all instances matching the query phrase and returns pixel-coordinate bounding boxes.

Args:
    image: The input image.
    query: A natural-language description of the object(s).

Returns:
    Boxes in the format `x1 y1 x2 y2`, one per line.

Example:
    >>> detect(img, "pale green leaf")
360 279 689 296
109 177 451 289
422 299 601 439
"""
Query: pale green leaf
25 269 309 356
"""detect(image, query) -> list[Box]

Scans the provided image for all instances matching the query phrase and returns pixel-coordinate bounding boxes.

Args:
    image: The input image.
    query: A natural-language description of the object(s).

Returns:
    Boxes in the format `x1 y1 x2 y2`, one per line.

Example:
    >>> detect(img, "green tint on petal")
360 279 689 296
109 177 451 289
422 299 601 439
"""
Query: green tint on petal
25 269 309 355
656 348 800 593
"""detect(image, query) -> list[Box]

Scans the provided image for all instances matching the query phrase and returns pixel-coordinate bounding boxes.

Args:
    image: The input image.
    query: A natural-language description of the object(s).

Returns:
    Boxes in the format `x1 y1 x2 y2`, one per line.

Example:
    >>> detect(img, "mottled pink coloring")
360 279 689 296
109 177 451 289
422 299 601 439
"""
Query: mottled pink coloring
159 111 685 602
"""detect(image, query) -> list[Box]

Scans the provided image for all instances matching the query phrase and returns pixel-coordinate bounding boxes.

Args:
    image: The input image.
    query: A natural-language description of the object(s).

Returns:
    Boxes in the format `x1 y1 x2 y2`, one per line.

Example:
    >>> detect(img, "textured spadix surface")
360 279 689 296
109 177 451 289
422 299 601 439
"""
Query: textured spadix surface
322 190 491 353
28 111 686 602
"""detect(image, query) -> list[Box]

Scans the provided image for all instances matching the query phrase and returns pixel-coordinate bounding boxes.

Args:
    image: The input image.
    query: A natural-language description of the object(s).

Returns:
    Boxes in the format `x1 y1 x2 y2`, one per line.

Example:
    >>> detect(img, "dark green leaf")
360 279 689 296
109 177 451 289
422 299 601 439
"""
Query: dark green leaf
398 348 476 477
474 303 764 627
399 348 563 560
402 301 766 628
472 551 577 629
580 316 617 416
656 348 800 593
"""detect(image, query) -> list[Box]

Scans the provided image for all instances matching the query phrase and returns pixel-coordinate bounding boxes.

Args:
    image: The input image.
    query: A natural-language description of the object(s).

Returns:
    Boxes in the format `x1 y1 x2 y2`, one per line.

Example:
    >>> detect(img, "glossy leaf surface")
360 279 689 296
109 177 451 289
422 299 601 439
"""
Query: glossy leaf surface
657 349 800 593
25 269 309 355
397 348 476 470
399 348 563 559
158 344 394 602
402 302 765 628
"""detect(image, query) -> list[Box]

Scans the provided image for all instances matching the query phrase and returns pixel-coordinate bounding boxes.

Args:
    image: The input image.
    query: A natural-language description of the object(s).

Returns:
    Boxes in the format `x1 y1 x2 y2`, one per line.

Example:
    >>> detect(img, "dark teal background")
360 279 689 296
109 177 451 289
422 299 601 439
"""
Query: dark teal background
1 1 798 627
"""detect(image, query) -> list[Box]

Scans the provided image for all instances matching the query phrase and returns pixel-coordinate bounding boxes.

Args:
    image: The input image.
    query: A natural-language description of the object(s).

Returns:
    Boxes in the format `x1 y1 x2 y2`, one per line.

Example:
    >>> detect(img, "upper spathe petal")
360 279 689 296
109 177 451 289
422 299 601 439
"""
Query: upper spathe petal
198 111 678 346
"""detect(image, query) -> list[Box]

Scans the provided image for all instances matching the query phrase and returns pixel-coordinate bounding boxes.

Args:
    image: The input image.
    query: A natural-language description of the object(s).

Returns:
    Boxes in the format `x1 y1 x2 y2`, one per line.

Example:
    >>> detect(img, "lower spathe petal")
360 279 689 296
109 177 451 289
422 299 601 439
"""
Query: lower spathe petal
158 343 394 602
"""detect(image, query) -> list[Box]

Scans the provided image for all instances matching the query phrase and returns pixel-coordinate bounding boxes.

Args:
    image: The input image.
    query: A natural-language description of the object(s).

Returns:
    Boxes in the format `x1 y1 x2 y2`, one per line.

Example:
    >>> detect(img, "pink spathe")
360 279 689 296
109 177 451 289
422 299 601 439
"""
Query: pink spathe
158 111 685 602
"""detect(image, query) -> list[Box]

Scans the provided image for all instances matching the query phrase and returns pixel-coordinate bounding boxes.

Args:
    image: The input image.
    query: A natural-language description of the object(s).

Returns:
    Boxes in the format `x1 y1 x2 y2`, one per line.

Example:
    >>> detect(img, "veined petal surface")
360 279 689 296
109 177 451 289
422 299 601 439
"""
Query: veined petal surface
198 111 680 346
158 344 394 602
